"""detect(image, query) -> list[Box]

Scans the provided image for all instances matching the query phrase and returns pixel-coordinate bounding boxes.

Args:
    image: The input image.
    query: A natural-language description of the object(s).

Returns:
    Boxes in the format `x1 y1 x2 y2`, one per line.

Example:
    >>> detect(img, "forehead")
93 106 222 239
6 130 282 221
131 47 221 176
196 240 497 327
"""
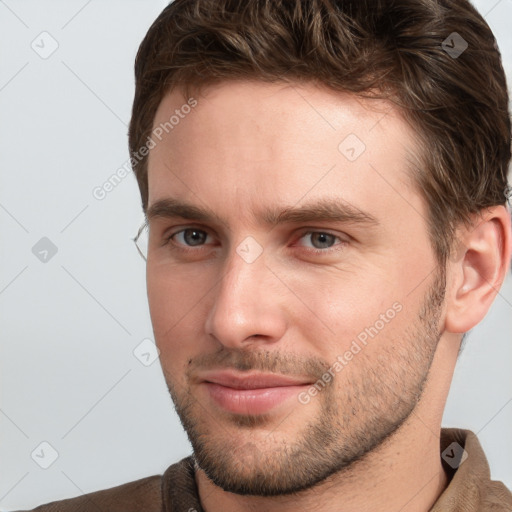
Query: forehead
146 80 424 229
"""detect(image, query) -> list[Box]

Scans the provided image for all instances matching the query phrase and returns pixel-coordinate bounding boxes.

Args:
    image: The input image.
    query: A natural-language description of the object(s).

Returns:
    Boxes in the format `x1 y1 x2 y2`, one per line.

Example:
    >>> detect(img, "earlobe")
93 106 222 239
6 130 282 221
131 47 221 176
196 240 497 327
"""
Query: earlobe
444 206 512 334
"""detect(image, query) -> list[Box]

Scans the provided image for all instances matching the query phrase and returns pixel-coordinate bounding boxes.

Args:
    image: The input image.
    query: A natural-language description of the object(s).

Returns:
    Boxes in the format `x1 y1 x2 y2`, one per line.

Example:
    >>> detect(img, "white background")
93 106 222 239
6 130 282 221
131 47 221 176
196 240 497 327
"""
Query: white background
0 0 511 509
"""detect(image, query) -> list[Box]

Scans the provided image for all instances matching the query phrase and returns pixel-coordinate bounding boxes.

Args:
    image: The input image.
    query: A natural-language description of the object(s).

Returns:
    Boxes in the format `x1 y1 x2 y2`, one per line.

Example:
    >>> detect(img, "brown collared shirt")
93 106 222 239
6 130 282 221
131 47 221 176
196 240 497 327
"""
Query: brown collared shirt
16 429 512 511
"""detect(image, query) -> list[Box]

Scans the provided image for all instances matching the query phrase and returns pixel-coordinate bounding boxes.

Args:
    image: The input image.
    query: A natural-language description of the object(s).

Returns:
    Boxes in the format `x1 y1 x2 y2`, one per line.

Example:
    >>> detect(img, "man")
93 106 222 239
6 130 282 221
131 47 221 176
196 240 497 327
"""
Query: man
19 0 512 510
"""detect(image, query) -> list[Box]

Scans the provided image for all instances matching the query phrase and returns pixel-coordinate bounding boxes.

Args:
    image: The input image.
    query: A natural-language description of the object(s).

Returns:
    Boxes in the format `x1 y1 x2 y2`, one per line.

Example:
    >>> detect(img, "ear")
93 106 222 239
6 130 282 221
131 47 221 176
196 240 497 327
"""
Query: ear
444 205 512 334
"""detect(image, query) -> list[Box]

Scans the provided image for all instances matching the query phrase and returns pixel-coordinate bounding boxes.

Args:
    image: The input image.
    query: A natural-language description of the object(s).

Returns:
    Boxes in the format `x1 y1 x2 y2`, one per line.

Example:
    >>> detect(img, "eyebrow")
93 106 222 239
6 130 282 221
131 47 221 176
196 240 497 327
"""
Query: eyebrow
146 197 380 228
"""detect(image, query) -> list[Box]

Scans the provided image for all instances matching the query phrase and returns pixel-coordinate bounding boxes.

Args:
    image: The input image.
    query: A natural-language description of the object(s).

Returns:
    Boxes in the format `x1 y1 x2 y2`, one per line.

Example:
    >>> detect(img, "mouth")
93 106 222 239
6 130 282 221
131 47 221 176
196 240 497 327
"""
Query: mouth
198 370 313 415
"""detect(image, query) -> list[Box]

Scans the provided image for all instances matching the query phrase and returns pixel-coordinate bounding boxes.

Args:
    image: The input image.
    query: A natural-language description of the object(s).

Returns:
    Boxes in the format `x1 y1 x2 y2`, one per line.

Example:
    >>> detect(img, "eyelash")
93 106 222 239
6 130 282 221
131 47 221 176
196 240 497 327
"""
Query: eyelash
164 227 347 256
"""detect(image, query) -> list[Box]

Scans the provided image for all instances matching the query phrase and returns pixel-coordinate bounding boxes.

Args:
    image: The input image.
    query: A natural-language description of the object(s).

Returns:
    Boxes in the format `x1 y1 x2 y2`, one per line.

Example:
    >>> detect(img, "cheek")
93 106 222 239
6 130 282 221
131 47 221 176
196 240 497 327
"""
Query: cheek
284 267 383 323
146 268 207 369
147 265 205 327
284 268 414 362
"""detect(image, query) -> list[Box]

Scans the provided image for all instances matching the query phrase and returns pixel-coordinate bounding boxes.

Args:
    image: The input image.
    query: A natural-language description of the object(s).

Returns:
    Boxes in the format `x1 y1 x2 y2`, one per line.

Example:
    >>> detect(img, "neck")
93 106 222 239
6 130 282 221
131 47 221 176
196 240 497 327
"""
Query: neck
195 336 459 512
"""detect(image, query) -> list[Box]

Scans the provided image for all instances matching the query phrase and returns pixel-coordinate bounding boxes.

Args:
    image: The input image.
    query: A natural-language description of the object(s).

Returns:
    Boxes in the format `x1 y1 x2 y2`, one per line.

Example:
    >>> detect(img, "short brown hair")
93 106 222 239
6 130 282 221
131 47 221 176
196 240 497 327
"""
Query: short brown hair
128 0 511 265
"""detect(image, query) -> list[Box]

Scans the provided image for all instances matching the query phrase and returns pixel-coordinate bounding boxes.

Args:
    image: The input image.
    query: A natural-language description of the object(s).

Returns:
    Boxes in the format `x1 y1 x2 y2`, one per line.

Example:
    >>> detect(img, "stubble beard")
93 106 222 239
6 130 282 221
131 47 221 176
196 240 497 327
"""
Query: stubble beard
163 268 446 496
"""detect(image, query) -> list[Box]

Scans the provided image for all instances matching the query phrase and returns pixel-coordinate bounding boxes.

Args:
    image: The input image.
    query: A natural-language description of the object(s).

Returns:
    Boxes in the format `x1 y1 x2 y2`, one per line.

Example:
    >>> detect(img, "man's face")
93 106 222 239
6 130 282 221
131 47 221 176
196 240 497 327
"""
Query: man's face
145 81 446 495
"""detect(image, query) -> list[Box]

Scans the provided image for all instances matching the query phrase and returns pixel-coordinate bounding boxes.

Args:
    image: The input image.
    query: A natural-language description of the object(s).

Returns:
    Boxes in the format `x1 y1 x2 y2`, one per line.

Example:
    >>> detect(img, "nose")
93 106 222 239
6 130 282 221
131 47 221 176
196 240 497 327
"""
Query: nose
204 245 287 349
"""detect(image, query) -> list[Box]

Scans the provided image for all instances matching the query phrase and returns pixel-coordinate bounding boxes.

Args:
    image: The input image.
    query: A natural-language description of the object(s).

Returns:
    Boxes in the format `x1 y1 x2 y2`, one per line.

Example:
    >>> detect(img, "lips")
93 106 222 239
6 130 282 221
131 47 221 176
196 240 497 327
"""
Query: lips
198 370 313 415
200 370 312 389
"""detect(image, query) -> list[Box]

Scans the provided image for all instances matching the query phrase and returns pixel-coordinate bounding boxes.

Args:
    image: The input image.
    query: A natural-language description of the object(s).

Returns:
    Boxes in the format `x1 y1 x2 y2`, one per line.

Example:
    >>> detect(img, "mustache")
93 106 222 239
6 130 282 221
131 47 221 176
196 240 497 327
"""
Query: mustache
186 347 331 382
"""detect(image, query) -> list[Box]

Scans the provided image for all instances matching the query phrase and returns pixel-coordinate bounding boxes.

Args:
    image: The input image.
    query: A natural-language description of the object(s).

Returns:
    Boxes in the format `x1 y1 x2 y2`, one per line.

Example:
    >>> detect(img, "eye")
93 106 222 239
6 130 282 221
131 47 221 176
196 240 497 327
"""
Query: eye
295 231 346 253
166 227 213 249
163 227 346 256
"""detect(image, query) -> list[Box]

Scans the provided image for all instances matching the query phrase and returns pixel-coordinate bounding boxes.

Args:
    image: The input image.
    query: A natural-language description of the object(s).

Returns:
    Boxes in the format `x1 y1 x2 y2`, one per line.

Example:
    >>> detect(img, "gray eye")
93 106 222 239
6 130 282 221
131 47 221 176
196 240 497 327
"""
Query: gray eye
180 229 208 246
308 232 337 249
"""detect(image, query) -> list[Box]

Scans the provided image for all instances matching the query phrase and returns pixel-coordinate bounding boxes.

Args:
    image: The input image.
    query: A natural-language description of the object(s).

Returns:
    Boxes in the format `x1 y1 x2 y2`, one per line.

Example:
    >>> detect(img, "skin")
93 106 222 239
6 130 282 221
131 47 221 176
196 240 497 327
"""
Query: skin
145 80 511 512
